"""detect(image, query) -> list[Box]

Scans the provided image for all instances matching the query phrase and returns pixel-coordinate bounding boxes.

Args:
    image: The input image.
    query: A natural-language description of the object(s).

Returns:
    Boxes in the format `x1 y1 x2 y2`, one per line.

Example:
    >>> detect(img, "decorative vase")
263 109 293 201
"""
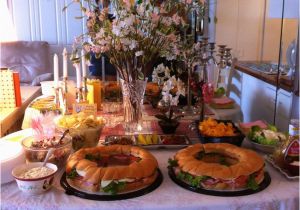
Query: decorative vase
158 120 179 134
120 78 147 133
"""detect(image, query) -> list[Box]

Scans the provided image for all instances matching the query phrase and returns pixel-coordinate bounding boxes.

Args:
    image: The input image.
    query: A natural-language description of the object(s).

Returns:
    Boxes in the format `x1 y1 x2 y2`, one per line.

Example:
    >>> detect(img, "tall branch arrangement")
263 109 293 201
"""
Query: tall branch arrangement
67 0 205 82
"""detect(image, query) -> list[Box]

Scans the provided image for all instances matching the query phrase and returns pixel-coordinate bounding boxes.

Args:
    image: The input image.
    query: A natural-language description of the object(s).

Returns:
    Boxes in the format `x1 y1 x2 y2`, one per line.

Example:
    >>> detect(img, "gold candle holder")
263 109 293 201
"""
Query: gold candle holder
54 87 61 109
62 77 69 115
82 76 88 103
76 87 84 103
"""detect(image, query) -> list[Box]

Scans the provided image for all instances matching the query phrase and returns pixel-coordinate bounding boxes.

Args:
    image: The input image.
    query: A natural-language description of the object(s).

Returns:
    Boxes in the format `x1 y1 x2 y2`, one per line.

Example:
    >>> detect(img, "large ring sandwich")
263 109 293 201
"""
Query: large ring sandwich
66 145 158 194
169 143 264 190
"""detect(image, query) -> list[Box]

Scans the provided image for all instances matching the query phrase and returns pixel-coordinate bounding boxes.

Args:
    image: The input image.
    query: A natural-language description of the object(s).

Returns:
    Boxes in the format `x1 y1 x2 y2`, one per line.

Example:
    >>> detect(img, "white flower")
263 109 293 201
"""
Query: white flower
129 40 137 50
176 78 186 97
135 51 144 57
170 95 179 106
162 91 171 102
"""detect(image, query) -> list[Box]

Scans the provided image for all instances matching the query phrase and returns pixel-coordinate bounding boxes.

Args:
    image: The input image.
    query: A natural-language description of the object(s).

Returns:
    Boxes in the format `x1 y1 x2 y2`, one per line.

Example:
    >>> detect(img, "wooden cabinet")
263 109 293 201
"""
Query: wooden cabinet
240 73 275 124
275 89 293 131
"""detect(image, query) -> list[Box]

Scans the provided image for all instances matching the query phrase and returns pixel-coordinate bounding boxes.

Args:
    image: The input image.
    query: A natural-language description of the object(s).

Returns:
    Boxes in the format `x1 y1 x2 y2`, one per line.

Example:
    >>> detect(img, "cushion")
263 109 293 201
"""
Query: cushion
0 41 51 85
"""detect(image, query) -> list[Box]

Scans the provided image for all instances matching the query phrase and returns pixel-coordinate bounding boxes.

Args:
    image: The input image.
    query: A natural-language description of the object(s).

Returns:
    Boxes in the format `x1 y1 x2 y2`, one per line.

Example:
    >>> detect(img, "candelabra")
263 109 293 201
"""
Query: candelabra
183 38 233 119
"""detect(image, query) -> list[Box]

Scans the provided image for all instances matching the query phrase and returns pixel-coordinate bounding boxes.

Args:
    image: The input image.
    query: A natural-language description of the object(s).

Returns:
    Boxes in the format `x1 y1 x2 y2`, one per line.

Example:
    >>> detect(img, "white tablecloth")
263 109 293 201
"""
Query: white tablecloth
1 131 299 210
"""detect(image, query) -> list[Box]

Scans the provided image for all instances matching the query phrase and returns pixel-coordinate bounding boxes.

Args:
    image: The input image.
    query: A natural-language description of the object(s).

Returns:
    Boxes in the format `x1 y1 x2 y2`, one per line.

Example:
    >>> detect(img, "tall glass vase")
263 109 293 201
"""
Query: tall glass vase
120 78 147 133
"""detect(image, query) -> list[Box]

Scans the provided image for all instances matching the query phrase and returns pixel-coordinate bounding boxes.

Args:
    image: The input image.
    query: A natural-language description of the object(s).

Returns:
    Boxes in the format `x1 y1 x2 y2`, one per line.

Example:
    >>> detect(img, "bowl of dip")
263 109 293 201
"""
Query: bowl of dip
21 134 72 169
12 162 57 194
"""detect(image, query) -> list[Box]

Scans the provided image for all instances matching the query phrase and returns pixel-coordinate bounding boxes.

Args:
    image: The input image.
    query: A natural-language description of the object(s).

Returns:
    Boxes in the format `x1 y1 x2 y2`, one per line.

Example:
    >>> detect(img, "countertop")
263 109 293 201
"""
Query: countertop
234 61 295 93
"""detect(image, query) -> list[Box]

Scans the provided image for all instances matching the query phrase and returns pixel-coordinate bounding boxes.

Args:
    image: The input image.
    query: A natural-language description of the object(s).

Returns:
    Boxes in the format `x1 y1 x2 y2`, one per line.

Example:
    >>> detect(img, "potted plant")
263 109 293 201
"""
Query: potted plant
155 76 185 134
155 109 183 134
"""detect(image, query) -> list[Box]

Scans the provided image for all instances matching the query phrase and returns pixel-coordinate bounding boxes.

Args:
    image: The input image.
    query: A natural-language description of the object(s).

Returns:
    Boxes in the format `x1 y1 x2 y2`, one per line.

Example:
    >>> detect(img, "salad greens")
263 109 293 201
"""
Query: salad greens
248 125 286 146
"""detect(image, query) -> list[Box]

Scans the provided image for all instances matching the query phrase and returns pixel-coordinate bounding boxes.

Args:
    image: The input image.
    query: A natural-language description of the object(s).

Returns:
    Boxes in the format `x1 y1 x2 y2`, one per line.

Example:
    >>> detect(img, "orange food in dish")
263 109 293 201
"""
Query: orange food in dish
199 118 237 137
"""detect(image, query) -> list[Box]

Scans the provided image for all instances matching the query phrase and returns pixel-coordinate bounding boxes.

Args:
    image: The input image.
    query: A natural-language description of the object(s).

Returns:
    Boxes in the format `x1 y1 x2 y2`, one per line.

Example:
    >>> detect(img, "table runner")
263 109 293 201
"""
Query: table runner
100 120 198 140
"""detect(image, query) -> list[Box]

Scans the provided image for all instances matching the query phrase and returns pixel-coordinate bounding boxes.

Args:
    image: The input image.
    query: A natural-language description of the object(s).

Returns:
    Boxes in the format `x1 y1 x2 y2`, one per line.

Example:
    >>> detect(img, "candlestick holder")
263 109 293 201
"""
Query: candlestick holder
82 76 88 102
62 77 69 115
54 87 62 110
76 87 84 103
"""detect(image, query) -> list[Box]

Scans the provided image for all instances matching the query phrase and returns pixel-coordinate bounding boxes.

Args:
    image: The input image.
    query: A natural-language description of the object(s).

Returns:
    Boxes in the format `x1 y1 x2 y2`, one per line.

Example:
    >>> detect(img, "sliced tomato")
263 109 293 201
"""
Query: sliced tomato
234 175 248 188
129 155 141 162
202 178 220 186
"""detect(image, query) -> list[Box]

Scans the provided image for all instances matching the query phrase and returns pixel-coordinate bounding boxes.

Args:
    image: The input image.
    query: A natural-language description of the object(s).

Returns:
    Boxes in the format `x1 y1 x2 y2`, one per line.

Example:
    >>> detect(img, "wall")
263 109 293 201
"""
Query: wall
7 0 86 76
215 0 265 61
215 0 298 63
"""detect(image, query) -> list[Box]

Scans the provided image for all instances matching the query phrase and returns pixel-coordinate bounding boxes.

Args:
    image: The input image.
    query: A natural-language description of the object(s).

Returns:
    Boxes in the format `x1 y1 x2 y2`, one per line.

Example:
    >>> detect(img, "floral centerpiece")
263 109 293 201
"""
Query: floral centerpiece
67 0 205 131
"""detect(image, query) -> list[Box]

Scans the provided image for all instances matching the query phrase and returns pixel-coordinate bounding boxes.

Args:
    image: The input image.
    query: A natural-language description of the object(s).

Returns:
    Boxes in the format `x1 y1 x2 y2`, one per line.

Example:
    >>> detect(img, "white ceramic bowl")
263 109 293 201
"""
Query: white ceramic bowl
12 162 57 195
246 137 276 154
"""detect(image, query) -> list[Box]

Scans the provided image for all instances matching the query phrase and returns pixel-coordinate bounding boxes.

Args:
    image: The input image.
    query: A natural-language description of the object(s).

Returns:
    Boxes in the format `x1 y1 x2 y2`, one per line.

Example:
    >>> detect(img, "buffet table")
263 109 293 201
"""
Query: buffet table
1 129 299 210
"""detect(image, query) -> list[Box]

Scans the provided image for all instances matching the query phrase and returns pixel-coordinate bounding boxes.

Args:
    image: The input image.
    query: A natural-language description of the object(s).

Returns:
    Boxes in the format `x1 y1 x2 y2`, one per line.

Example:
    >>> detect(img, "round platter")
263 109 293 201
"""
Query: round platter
60 169 163 201
168 167 271 197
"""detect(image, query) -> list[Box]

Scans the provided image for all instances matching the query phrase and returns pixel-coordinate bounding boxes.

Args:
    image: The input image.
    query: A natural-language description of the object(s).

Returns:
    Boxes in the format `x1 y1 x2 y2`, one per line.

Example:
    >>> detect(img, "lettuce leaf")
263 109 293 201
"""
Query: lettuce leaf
66 168 79 179
168 158 178 167
102 181 126 195
176 171 210 187
247 174 259 190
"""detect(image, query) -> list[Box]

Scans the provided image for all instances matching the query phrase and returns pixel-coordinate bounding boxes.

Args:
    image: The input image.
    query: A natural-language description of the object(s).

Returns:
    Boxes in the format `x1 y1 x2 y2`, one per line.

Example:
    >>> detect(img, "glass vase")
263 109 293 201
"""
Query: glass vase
120 78 147 133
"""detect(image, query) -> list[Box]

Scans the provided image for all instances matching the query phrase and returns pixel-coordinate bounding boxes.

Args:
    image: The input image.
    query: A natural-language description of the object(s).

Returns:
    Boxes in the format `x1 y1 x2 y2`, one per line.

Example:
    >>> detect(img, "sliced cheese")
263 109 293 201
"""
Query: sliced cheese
119 178 135 182
76 169 86 177
100 178 135 188
101 180 113 188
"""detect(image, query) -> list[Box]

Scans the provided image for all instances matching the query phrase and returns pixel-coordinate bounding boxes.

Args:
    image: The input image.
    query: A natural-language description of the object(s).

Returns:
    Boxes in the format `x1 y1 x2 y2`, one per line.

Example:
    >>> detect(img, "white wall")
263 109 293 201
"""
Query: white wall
7 0 86 76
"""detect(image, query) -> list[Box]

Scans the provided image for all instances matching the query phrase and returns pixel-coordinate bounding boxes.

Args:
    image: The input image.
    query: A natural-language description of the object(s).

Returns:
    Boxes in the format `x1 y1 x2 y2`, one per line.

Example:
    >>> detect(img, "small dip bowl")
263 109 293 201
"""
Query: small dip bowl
12 162 57 195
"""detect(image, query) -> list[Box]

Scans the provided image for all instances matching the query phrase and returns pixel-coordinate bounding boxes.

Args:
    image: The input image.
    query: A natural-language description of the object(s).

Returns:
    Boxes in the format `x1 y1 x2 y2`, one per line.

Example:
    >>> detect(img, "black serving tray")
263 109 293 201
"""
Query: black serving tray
196 120 245 146
60 169 163 201
168 167 271 196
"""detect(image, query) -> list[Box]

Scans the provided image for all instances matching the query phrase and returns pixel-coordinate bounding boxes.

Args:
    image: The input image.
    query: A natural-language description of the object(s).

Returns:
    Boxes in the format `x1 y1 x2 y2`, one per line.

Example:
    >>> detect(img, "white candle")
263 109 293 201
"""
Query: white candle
75 58 82 89
81 49 87 78
53 54 59 88
63 48 68 78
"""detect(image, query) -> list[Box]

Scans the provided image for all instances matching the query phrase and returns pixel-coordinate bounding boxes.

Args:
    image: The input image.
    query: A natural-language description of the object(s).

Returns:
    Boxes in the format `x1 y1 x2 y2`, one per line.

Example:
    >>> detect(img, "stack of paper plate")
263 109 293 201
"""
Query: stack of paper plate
0 140 25 184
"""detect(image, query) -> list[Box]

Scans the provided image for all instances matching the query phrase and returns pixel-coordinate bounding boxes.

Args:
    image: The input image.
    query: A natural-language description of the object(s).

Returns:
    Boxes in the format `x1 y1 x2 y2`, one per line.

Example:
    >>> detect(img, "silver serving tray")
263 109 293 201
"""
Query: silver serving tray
265 155 299 180
104 134 191 149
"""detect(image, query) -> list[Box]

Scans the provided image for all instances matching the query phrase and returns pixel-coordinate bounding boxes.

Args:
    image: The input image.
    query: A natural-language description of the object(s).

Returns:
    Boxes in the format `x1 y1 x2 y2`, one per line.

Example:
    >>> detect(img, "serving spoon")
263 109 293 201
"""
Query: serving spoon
42 148 55 167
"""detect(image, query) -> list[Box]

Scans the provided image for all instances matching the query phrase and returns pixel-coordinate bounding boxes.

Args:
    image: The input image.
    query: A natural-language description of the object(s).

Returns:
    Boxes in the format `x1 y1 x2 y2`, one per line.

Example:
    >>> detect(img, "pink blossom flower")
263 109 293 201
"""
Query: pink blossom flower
151 13 160 23
172 14 181 25
167 33 177 42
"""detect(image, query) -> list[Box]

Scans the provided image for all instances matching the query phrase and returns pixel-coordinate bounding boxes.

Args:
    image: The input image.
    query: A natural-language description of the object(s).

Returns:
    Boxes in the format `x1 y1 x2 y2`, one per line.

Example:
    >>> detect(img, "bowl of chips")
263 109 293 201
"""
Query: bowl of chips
197 118 245 146
56 113 105 151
